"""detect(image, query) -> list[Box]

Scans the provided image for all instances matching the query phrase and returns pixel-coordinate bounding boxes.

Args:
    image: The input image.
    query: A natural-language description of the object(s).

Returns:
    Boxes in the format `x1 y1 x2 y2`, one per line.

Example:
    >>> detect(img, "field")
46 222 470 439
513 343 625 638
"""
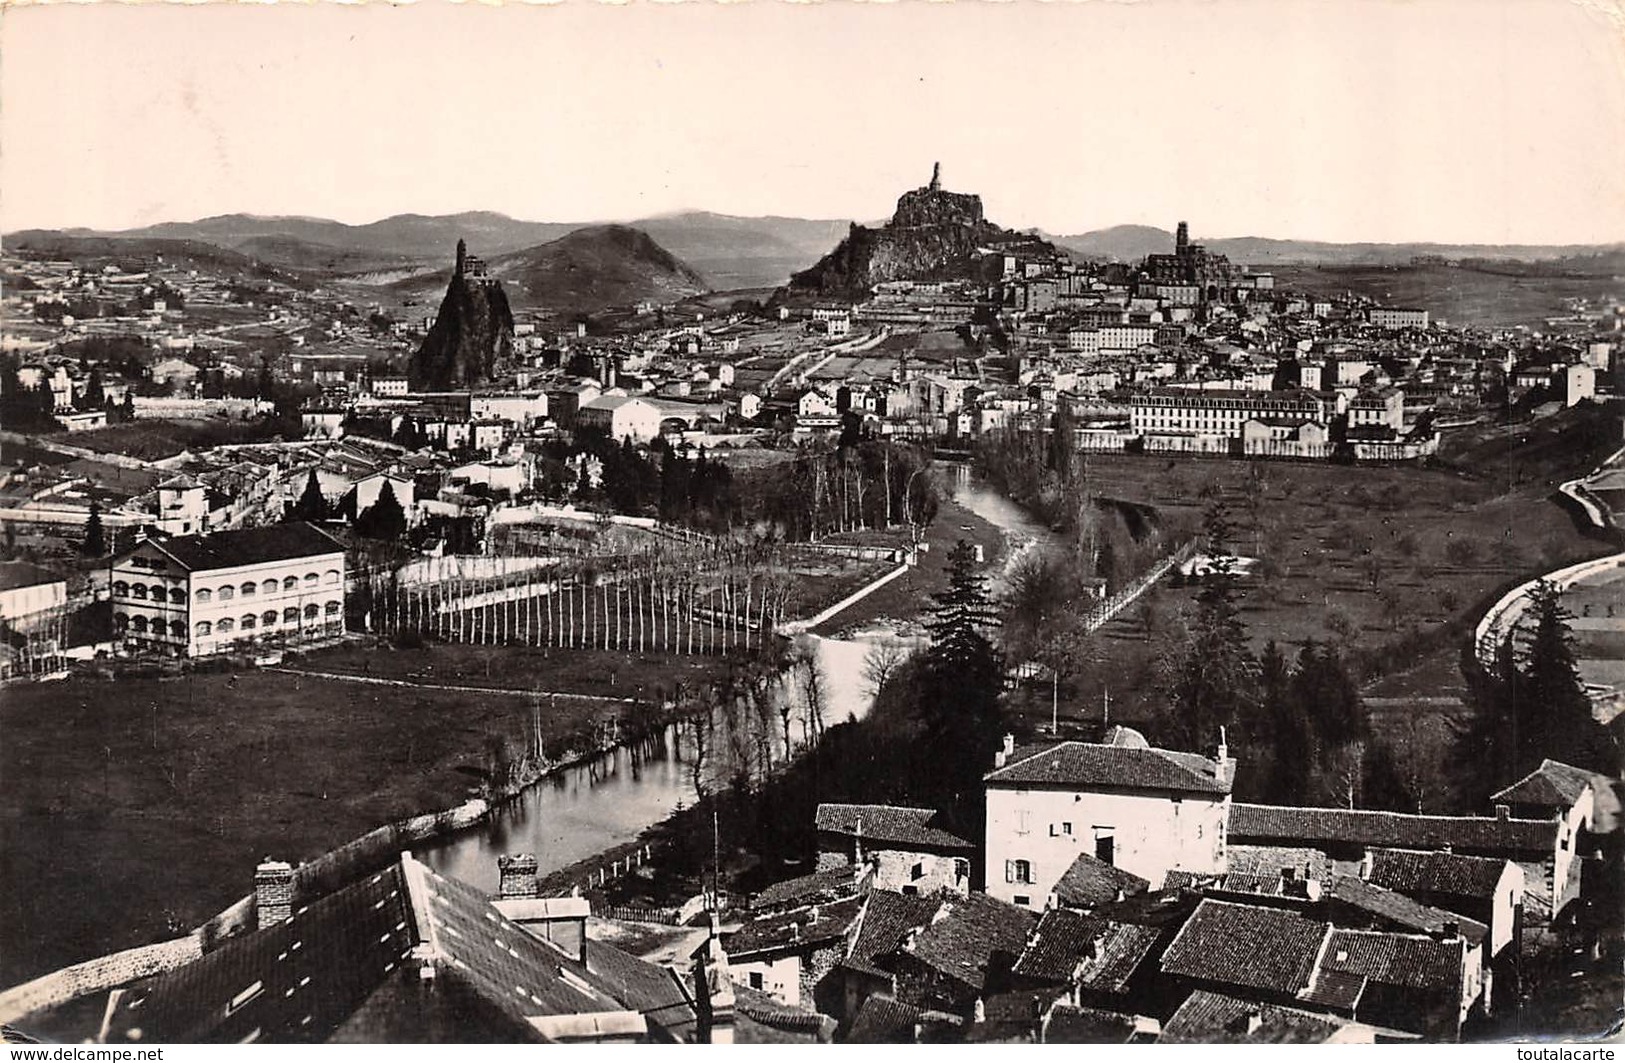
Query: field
0 644 731 991
1270 263 1621 328
58 417 295 461
1003 424 1619 808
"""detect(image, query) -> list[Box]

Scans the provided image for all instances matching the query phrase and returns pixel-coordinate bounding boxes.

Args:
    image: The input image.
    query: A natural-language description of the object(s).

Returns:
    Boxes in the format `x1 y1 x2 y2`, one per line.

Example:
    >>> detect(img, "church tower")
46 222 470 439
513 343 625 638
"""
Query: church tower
455 238 467 277
1175 221 1189 253
929 162 941 192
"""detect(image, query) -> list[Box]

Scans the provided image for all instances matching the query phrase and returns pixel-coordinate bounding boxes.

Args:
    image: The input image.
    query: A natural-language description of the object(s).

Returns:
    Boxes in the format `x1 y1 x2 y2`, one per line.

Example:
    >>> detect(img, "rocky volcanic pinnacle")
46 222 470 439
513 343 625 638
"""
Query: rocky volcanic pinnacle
409 239 516 390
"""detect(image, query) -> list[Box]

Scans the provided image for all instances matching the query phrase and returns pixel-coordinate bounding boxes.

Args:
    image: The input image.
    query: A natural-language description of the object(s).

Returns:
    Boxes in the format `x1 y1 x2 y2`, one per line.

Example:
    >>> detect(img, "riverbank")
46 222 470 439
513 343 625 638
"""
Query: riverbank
0 648 730 990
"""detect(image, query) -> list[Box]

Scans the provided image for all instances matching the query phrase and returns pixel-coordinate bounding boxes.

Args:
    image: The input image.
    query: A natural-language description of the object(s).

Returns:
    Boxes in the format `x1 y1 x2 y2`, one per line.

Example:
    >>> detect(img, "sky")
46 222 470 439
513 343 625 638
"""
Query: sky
3 0 1624 245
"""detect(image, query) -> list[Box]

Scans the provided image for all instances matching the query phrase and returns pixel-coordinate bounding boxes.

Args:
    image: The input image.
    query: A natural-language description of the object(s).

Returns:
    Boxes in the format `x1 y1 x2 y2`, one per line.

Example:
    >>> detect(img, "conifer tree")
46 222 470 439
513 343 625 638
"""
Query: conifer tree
289 469 328 523
355 481 407 540
82 501 106 557
1522 581 1609 772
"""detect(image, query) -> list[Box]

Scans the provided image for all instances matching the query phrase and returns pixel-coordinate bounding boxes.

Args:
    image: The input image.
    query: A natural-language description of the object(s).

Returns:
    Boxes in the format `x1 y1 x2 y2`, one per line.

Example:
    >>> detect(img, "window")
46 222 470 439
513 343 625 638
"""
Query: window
748 972 763 991
911 862 925 882
149 584 166 601
218 585 234 601
169 588 186 604
170 620 186 638
113 613 129 632
283 577 298 591
262 610 278 627
241 582 256 597
262 579 278 596
1006 859 1033 885
241 614 256 631
1016 810 1031 835
133 584 148 600
1013 896 1030 907
303 573 319 587
113 581 129 597
324 601 341 616
1094 828 1115 865
226 981 264 1015
131 616 148 633
324 570 340 585
283 608 299 624
196 588 212 603
217 618 235 634
195 621 212 638
303 604 319 620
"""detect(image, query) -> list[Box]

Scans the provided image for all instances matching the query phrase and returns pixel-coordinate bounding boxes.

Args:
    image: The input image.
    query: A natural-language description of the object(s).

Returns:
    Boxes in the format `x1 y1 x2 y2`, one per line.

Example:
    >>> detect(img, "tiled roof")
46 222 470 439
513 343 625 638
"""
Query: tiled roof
135 522 345 573
731 985 833 1044
581 938 699 1042
724 896 863 959
844 993 960 1044
1160 990 1353 1044
749 864 866 911
1366 848 1510 903
840 890 942 980
1042 1004 1139 1044
1491 759 1595 808
1326 875 1488 946
1053 852 1150 909
1226 845 1332 881
1074 923 1163 996
899 892 1039 993
1228 803 1558 855
1012 909 1104 983
813 804 974 852
1319 929 1466 995
1159 900 1329 995
985 741 1231 795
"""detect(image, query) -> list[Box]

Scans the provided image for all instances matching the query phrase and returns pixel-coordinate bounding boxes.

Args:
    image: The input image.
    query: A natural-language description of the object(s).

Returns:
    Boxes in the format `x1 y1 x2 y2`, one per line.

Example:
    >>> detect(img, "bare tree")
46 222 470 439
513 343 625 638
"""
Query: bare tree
861 638 910 699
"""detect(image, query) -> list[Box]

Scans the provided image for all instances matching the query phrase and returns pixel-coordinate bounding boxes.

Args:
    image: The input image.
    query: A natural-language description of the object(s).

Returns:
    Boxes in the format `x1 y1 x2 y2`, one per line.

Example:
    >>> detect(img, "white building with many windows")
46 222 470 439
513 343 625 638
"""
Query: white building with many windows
983 728 1234 910
108 523 346 657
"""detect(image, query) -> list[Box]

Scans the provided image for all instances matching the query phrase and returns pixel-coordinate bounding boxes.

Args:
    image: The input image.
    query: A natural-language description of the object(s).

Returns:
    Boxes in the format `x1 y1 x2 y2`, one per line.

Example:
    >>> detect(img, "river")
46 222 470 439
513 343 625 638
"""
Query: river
417 467 1059 892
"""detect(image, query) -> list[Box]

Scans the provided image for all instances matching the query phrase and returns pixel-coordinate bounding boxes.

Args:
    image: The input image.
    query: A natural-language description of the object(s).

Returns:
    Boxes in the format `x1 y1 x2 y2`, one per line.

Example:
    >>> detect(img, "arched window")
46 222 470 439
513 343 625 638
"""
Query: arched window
323 570 340 585
240 582 256 597
194 620 212 638
218 585 234 602
113 613 129 631
303 573 319 587
170 620 186 638
324 600 341 616
131 615 149 633
283 607 299 624
149 584 166 601
303 603 320 620
241 614 257 630
217 618 235 634
169 588 186 604
112 581 129 597
262 610 277 627
283 576 298 591
133 585 148 600
195 588 212 604
262 579 278 596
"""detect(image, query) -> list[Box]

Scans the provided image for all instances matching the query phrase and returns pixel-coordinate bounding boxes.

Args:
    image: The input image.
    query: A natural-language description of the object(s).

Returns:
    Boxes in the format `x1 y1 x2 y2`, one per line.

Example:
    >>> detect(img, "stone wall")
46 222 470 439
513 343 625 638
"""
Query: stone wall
0 935 201 1025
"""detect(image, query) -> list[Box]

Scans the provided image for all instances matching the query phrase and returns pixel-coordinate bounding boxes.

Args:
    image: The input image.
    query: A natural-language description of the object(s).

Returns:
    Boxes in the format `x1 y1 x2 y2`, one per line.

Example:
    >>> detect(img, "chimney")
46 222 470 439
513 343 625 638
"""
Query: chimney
497 854 539 899
255 858 294 930
995 733 1015 769
853 813 865 865
1495 804 1510 821
1358 849 1374 880
973 997 986 1024
1246 1009 1263 1035
1441 920 1460 942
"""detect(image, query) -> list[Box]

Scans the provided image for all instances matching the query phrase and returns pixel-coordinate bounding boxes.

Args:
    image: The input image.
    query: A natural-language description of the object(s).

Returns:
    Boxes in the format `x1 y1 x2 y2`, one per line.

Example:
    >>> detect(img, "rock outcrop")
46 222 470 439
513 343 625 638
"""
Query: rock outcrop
409 239 516 391
789 164 1056 296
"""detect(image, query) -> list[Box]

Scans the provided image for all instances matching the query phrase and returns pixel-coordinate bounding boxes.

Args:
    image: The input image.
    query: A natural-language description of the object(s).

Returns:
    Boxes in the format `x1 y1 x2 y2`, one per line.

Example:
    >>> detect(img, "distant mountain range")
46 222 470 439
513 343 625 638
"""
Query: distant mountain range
1052 224 1625 269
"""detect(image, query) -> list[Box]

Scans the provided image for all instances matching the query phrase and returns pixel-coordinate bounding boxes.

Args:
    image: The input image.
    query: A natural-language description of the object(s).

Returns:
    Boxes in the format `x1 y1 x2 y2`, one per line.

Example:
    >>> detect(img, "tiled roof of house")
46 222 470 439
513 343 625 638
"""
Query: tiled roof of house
0 560 63 593
135 522 345 573
731 985 834 1044
1366 848 1511 902
749 864 867 911
1159 899 1329 995
724 895 863 959
985 741 1231 795
1053 852 1150 909
1160 990 1353 1044
1228 803 1558 855
1042 1003 1139 1044
840 889 943 980
1226 845 1333 881
1012 909 1104 983
1491 759 1595 808
1318 928 1466 996
1074 923 1163 996
98 855 697 1045
844 993 961 1044
813 804 974 852
1325 876 1488 947
898 892 1038 993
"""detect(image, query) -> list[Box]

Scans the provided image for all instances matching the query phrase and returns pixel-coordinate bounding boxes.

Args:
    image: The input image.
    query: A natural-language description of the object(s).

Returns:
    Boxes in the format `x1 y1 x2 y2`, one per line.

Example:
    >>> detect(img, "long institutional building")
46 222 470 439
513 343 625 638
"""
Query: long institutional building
1127 388 1331 437
108 523 346 657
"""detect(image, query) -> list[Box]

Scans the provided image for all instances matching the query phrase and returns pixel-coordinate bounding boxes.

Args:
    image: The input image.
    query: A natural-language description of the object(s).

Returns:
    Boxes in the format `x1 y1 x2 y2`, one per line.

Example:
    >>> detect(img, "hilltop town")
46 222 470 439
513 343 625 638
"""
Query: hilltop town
1 167 1622 1046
